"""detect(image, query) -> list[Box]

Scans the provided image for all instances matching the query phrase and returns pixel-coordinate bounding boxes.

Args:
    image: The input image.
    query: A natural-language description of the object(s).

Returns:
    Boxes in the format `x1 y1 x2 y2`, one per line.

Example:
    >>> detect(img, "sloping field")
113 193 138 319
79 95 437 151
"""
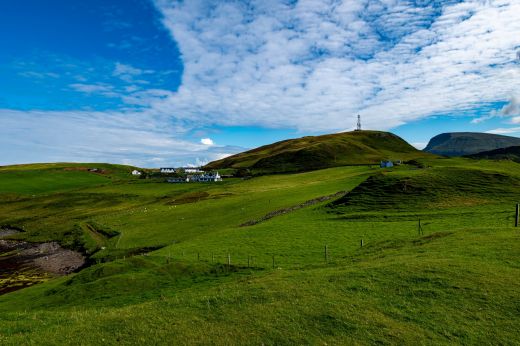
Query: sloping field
0 158 519 344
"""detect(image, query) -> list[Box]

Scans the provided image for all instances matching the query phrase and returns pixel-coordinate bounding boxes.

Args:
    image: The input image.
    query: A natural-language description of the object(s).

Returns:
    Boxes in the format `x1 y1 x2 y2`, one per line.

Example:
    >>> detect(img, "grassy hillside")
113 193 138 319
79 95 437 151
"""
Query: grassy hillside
329 164 520 212
465 145 520 162
206 130 432 173
0 162 139 195
1 158 520 344
424 132 520 156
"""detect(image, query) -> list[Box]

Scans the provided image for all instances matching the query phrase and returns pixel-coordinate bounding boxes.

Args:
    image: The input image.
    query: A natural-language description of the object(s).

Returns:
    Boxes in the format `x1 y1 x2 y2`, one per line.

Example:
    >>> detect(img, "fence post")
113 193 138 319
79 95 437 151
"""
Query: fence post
515 203 520 227
360 239 364 247
324 245 328 263
227 254 231 267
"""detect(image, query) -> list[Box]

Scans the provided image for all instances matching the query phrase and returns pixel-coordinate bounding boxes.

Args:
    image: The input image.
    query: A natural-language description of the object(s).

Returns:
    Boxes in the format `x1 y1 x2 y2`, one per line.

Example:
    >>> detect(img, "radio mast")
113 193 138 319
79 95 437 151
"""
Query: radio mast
356 114 361 131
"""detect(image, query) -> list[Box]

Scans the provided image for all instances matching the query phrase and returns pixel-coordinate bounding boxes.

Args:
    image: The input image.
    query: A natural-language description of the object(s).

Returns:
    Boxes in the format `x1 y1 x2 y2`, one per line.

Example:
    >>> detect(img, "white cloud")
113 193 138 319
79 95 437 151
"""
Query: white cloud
471 96 520 123
0 109 244 167
113 62 145 76
151 0 520 131
113 62 154 83
214 152 232 160
19 71 60 79
500 96 520 116
200 138 214 146
3 1 520 166
69 83 117 96
486 127 520 135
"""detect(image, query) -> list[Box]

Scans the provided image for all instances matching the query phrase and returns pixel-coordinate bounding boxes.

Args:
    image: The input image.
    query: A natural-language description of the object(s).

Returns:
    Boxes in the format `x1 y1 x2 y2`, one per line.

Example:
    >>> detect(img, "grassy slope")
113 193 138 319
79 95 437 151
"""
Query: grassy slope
465 145 520 163
1 159 520 344
0 162 137 195
206 130 433 173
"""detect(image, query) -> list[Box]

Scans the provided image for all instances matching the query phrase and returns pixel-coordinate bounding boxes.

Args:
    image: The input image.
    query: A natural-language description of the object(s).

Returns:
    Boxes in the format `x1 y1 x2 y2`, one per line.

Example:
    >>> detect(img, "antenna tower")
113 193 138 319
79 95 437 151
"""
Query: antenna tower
356 114 362 131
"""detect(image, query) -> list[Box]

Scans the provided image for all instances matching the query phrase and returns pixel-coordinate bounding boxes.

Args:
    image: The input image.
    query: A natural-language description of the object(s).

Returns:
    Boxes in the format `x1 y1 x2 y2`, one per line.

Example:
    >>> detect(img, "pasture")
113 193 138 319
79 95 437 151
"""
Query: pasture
0 159 519 344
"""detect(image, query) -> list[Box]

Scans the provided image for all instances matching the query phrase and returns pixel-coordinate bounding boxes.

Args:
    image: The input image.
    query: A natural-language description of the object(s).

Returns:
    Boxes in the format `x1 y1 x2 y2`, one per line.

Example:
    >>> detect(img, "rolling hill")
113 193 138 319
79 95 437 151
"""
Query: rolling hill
2 157 520 344
205 130 431 173
465 145 520 163
2 158 520 344
424 132 520 156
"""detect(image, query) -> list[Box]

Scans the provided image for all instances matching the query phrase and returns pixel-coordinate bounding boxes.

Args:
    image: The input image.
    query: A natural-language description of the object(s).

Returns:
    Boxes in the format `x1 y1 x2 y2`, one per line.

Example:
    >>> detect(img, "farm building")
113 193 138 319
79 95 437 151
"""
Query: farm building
131 170 142 176
380 160 394 168
188 172 222 182
167 177 188 183
184 167 204 174
160 168 176 174
167 172 222 183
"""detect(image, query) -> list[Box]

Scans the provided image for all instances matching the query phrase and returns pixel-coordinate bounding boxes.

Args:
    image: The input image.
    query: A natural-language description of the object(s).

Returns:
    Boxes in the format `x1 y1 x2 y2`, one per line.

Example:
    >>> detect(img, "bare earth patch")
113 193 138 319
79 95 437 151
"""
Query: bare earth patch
0 240 85 295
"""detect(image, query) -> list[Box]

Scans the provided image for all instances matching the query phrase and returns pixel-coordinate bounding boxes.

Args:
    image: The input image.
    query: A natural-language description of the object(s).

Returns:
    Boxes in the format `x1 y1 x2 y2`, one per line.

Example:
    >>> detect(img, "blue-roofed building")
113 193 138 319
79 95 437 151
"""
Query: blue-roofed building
380 160 394 168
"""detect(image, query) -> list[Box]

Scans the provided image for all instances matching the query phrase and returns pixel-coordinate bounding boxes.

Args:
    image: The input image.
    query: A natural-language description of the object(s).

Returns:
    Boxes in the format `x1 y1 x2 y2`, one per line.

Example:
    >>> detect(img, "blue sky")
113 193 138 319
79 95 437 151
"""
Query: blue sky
1 0 520 167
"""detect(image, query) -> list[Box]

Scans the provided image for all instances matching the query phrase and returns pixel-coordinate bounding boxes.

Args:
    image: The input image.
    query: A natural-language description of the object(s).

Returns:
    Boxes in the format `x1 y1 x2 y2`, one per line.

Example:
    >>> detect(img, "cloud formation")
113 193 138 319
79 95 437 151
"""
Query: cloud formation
200 138 214 146
153 0 520 131
2 0 520 166
0 109 244 167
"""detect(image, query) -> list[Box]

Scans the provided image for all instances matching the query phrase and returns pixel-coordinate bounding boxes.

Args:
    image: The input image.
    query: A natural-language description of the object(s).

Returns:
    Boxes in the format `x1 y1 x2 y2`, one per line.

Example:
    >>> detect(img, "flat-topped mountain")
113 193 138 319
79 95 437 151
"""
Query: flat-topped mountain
205 130 431 173
424 132 520 157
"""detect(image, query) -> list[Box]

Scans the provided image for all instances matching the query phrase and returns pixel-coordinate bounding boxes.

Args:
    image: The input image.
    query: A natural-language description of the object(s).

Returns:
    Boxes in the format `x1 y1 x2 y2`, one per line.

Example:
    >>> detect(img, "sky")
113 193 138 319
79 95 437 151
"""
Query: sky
1 0 519 167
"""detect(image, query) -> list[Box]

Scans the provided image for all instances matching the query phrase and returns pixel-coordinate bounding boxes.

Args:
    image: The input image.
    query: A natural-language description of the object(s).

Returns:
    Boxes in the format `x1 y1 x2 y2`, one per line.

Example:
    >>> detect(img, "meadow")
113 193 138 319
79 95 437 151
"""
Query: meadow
0 158 519 345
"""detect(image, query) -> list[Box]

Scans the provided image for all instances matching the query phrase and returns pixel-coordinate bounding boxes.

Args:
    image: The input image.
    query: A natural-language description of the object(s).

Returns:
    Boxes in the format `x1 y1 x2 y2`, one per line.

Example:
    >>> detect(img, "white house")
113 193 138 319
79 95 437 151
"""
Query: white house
160 168 176 174
131 170 142 176
189 172 222 182
184 167 203 174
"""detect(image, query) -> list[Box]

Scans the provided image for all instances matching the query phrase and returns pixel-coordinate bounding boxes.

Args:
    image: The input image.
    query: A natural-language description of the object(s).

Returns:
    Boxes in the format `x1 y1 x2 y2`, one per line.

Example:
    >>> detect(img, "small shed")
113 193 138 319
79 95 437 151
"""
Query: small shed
380 160 394 168
131 170 142 176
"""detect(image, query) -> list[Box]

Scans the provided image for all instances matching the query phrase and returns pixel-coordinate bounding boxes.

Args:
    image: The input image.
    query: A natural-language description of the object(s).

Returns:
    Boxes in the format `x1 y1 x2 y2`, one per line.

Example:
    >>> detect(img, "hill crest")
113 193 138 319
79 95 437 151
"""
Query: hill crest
205 130 431 173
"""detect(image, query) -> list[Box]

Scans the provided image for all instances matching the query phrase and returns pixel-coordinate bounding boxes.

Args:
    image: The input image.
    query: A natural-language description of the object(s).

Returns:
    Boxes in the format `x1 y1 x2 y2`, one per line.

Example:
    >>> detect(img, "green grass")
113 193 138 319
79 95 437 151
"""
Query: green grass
0 162 138 195
0 158 520 344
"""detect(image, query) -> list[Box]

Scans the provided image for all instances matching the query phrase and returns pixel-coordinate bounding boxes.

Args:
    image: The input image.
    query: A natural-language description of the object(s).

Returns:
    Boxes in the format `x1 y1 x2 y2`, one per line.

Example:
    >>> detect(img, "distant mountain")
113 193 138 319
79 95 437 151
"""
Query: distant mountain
424 132 520 157
205 130 432 173
465 146 520 163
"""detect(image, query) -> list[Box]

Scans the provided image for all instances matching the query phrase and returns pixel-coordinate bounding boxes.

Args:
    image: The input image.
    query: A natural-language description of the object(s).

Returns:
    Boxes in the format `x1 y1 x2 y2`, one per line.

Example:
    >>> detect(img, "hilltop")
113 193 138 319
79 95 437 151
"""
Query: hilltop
465 145 520 163
424 132 520 156
205 130 431 173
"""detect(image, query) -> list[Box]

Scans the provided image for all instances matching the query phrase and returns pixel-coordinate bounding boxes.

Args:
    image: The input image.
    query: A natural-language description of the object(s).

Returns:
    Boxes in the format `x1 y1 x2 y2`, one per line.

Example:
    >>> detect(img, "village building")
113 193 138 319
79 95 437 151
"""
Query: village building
160 167 176 174
380 160 394 168
131 170 142 176
184 167 204 174
169 172 222 183
194 172 222 182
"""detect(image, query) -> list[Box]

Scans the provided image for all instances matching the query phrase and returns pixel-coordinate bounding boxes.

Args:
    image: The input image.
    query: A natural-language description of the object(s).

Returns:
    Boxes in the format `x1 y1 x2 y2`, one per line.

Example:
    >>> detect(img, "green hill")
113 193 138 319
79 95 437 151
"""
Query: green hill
424 132 520 156
2 158 520 344
206 130 431 173
329 165 520 212
465 145 520 162
0 162 140 195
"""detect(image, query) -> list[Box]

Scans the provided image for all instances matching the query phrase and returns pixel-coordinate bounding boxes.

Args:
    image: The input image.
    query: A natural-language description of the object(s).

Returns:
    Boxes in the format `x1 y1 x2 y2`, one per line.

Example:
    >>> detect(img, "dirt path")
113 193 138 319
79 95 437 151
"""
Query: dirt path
240 190 348 227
